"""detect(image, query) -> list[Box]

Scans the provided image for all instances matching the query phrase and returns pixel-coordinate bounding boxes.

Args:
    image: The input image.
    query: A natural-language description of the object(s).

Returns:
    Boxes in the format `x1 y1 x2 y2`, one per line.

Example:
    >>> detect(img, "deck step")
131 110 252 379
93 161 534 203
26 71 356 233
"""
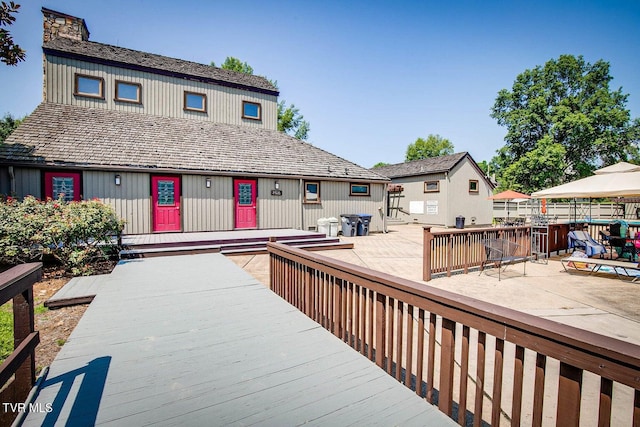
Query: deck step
119 237 351 258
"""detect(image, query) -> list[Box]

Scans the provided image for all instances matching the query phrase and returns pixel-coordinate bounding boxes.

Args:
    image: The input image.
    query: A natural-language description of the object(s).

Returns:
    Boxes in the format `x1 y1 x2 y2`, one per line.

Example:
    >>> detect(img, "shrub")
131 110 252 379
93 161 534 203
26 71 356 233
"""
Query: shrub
0 196 125 275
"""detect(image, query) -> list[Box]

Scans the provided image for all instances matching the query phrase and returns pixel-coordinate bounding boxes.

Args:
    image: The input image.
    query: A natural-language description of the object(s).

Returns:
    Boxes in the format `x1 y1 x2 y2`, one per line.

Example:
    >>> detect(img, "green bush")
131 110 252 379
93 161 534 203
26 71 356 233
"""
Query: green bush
0 196 125 275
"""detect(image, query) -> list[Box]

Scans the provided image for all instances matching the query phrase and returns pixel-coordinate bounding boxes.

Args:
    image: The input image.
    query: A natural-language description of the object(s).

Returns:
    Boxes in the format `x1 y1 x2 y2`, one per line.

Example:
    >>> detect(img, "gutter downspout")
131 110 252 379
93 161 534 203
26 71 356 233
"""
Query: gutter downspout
8 166 15 196
299 178 304 230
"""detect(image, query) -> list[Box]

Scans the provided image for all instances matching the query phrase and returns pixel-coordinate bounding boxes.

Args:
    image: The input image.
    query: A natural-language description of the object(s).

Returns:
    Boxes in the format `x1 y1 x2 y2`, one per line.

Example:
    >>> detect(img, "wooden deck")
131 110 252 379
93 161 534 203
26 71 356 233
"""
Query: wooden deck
24 254 454 426
120 228 353 257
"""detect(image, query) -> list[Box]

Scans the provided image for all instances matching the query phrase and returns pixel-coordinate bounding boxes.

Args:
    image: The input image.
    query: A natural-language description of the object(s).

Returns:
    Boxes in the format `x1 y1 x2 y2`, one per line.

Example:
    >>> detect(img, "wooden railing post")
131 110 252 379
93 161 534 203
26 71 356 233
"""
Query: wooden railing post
423 226 433 281
557 362 582 427
439 317 456 416
375 292 386 369
13 286 36 399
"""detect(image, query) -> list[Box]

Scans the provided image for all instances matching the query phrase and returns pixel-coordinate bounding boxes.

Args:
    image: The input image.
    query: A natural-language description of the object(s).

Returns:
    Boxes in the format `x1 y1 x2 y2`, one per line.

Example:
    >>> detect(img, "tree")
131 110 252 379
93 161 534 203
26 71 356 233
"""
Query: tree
405 134 454 161
0 113 21 143
491 54 640 190
0 1 25 66
210 57 253 75
211 56 310 140
372 162 389 168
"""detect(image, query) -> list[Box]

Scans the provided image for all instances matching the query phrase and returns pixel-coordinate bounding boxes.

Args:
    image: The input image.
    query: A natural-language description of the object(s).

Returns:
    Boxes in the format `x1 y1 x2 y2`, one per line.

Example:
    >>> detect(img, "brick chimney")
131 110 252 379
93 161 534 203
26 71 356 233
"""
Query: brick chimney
42 8 89 43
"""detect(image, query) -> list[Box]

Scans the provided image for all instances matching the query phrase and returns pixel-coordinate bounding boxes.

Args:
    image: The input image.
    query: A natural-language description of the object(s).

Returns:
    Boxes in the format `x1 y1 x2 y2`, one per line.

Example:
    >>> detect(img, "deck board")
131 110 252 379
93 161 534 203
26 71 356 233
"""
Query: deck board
24 253 454 426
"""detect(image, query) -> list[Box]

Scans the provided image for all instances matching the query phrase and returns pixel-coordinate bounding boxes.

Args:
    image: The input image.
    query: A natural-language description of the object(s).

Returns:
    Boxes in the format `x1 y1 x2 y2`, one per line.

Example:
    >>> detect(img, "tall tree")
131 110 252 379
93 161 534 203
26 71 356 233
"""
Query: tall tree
491 54 639 192
1 1 24 66
372 162 390 168
211 56 310 140
0 113 21 143
405 134 454 161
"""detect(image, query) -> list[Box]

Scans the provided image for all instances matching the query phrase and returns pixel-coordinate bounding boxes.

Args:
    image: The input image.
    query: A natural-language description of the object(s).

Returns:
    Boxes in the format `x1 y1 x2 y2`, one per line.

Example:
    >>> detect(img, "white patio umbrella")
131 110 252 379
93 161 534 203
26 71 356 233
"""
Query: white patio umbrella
531 162 640 199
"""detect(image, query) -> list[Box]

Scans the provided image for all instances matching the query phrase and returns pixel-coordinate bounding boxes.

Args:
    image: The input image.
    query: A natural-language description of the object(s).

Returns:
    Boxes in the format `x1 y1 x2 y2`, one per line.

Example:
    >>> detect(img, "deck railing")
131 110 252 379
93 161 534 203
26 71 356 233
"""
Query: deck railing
268 242 640 426
422 226 531 282
0 263 42 425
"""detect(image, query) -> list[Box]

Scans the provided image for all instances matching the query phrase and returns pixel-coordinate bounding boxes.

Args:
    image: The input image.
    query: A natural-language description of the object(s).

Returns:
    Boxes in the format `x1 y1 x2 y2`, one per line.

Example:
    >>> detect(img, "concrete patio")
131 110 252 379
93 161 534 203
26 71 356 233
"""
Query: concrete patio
231 223 640 346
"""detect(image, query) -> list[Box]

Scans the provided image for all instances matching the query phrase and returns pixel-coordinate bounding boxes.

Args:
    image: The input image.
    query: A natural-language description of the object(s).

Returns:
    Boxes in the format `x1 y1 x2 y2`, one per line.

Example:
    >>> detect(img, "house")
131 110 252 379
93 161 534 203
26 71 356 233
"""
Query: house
373 152 494 227
0 8 389 235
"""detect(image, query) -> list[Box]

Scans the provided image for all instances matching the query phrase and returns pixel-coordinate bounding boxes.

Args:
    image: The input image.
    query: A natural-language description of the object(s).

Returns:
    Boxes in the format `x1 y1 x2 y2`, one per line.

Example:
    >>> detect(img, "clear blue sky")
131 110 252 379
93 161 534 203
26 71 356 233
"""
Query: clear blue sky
1 0 639 168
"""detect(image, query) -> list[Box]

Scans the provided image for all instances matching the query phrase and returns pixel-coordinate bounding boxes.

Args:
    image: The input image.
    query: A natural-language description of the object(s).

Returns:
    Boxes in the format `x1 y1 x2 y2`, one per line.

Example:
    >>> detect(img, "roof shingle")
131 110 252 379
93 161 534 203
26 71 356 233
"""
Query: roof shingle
43 37 278 95
371 153 469 178
1 103 388 182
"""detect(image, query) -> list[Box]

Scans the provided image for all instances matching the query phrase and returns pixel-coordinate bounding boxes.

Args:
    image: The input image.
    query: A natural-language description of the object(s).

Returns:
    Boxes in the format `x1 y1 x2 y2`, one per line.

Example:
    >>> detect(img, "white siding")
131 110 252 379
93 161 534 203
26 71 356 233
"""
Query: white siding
182 175 233 232
83 171 151 234
45 55 278 129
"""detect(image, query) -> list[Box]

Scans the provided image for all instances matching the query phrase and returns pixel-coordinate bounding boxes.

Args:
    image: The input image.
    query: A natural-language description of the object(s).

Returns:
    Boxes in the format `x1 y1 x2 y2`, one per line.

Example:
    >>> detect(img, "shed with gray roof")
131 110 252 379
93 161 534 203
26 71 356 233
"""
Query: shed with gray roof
374 153 494 227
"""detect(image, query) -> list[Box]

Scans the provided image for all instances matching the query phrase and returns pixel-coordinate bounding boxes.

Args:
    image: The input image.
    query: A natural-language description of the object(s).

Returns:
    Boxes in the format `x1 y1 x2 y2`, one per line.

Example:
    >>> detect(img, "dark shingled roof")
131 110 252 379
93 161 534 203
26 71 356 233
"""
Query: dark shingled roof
0 103 388 182
372 153 470 178
43 37 278 95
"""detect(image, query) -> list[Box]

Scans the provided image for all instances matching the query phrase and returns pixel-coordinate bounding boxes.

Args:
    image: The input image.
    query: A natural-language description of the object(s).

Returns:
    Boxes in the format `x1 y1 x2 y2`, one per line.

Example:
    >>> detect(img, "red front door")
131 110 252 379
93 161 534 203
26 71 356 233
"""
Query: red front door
234 179 257 229
44 171 81 201
152 176 181 232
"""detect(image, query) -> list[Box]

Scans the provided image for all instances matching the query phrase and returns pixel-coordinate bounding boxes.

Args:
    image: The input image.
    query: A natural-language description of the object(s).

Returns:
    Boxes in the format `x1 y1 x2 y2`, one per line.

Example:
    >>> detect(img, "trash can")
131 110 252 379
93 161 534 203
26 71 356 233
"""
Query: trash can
317 217 329 236
328 217 339 237
455 215 465 229
357 214 372 236
340 214 359 237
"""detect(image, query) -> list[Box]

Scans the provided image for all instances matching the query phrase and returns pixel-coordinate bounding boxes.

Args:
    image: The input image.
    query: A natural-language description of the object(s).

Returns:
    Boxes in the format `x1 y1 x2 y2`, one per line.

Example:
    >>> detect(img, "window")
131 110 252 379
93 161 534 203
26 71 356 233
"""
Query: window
115 80 142 103
304 181 320 203
469 180 479 193
350 183 370 196
74 74 104 99
424 181 439 193
242 101 262 120
184 91 207 112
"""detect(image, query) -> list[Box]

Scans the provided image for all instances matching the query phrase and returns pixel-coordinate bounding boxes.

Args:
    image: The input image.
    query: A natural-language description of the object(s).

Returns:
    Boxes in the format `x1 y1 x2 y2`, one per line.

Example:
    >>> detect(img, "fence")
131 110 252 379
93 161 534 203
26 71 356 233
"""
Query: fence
422 226 531 282
0 263 42 426
268 242 640 426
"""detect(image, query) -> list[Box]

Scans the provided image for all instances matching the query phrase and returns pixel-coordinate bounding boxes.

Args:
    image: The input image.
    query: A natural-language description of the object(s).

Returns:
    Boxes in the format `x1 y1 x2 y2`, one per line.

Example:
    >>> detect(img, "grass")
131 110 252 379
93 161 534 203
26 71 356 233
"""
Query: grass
0 304 13 362
0 303 48 363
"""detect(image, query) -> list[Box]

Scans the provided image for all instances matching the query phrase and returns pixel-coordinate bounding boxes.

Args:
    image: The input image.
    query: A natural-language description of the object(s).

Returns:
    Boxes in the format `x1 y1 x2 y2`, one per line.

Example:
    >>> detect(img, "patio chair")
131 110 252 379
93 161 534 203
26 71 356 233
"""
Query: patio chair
609 221 633 260
480 238 527 281
567 230 606 258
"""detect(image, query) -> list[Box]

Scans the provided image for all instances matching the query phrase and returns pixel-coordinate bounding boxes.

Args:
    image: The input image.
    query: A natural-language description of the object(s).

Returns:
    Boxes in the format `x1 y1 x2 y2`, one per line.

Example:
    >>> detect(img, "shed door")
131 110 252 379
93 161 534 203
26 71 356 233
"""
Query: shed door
234 179 257 229
152 176 181 232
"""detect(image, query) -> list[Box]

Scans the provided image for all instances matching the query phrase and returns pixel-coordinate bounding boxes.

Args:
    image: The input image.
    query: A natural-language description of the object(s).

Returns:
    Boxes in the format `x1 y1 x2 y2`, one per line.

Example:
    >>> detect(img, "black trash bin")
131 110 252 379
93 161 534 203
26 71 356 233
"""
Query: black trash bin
357 214 372 236
455 215 465 229
340 214 359 236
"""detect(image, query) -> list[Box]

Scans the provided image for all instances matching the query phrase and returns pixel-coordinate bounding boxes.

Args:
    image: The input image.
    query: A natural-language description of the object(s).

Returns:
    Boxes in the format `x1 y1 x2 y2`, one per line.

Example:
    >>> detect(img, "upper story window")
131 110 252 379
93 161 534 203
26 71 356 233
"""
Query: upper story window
424 181 439 193
115 80 142 104
74 74 104 99
469 180 479 193
242 101 262 121
184 91 207 113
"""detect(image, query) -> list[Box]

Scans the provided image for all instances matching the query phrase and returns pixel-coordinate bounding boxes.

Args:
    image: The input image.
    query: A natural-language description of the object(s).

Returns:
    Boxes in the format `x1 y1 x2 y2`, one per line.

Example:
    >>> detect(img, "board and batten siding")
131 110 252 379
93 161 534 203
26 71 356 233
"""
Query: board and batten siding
447 160 493 226
11 168 41 199
302 181 385 233
44 55 278 129
83 171 151 235
258 178 302 229
182 175 234 232
391 173 448 226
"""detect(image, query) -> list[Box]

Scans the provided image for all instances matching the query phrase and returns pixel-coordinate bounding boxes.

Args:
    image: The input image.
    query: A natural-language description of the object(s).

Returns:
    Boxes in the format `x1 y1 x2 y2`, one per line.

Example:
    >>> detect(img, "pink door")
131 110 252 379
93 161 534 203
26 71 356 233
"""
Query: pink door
234 179 257 229
44 171 81 201
152 176 181 232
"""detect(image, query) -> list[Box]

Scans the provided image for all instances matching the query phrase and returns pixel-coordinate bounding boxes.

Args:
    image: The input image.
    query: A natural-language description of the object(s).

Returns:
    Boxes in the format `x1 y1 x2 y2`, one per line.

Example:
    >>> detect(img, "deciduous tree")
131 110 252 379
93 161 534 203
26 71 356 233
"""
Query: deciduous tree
0 113 21 143
0 1 25 66
491 54 639 190
405 134 454 161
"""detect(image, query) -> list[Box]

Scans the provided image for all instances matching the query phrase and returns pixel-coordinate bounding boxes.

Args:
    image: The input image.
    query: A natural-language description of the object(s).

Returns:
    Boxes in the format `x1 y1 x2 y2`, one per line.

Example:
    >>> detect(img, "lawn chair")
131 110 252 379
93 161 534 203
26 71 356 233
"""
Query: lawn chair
480 238 527 281
567 230 606 258
609 221 634 260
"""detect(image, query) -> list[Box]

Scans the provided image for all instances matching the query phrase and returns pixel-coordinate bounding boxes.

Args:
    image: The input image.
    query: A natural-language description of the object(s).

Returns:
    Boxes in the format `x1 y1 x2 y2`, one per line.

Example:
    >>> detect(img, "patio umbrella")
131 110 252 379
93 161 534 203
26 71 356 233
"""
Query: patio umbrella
488 190 532 220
